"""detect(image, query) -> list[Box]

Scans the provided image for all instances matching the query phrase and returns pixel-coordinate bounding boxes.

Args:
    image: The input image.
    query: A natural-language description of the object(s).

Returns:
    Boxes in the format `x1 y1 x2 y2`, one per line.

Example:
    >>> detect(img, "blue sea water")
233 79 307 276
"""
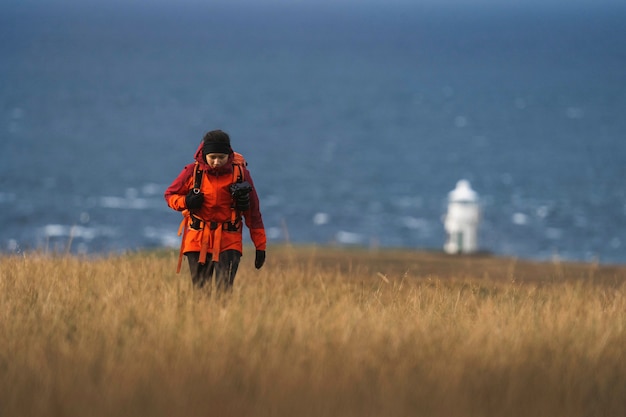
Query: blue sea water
1 3 625 263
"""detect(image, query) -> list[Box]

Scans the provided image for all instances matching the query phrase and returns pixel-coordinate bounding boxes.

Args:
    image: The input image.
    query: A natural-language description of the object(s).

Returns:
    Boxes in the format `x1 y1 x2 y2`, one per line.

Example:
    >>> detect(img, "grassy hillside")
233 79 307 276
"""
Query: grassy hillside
1 246 625 417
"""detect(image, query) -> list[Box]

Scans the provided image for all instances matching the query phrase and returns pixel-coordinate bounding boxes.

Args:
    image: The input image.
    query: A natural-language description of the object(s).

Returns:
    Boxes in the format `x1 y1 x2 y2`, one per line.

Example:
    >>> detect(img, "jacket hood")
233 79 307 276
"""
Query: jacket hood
194 142 234 175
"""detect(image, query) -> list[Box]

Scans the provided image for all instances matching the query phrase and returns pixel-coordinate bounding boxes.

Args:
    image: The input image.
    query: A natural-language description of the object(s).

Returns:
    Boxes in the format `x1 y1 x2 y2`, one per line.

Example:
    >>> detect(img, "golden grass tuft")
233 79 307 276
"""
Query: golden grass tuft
1 246 626 417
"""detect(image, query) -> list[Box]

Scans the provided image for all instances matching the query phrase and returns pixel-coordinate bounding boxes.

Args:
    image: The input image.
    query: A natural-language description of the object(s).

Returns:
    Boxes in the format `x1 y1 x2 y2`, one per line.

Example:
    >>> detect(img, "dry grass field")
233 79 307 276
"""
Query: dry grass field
1 245 626 417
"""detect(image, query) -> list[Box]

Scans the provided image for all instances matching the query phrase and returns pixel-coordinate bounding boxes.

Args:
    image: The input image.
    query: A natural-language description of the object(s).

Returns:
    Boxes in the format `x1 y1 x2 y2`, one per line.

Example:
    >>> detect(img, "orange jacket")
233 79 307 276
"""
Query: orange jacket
164 143 266 268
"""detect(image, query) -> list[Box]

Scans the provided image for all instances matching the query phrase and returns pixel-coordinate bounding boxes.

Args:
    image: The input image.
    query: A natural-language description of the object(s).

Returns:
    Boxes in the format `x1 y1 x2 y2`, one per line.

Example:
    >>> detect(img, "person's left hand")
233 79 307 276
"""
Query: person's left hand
255 250 266 269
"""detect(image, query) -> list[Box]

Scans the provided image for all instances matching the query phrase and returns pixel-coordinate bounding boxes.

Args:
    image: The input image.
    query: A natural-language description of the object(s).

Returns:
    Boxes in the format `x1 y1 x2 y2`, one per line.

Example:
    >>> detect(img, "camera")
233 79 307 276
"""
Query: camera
230 181 253 211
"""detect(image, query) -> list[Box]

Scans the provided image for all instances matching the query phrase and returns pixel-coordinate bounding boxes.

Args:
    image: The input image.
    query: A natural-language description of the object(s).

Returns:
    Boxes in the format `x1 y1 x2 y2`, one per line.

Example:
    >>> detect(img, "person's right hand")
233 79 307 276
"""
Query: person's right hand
185 190 204 210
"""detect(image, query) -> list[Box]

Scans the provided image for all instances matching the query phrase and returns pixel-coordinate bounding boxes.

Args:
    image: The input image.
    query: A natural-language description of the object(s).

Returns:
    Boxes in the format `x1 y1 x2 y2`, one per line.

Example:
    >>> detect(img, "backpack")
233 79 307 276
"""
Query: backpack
176 152 249 273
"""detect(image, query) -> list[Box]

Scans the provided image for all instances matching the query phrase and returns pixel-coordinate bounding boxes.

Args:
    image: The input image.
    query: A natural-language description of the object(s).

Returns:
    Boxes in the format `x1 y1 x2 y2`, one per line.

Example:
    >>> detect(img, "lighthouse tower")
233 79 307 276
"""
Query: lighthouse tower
443 180 480 254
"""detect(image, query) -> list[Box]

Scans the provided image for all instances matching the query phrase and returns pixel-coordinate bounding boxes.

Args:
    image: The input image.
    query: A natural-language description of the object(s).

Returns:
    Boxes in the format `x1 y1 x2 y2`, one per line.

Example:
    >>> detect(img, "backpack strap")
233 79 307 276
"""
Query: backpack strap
232 163 244 183
229 153 248 226
192 162 203 192
231 152 247 183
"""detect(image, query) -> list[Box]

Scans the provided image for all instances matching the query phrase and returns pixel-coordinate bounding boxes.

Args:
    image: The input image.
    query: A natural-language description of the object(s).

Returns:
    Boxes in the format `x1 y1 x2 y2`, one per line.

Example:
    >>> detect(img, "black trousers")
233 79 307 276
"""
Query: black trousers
186 250 242 290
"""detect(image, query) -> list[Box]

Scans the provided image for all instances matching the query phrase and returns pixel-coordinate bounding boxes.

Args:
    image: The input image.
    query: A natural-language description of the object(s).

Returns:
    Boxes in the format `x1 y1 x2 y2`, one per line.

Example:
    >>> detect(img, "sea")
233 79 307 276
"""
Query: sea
1 2 625 264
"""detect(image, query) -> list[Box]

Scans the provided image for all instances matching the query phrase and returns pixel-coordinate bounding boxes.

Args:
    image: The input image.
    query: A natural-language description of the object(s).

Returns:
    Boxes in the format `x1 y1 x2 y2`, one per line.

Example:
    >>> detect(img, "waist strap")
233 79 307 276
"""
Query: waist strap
176 210 240 272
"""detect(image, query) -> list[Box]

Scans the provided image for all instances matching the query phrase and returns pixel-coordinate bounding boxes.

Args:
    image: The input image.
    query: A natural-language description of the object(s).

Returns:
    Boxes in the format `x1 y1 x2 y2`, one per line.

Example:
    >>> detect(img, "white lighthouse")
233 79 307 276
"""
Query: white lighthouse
443 180 480 254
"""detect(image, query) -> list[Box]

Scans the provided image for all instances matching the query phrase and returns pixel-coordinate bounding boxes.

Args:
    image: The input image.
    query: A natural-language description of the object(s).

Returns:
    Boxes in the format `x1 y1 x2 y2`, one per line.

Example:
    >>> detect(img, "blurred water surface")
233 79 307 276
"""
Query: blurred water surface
1 3 625 263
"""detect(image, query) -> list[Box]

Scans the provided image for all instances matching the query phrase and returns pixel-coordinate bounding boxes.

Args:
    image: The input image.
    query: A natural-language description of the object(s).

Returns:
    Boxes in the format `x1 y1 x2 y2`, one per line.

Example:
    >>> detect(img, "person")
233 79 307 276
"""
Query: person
164 130 266 290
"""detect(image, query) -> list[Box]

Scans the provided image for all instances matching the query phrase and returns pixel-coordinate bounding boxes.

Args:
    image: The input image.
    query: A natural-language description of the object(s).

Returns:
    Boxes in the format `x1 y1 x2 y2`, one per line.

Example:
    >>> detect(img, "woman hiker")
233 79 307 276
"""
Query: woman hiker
164 130 266 290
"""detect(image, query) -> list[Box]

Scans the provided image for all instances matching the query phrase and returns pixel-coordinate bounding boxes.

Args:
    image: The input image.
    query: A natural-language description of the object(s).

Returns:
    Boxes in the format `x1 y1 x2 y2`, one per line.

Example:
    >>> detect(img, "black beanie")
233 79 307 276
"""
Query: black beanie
202 130 232 155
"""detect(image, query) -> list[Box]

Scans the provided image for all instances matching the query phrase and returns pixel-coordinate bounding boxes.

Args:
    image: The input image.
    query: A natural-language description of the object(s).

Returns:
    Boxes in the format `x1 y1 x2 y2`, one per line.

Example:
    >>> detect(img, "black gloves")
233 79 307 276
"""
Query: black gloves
255 250 266 269
185 190 204 210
